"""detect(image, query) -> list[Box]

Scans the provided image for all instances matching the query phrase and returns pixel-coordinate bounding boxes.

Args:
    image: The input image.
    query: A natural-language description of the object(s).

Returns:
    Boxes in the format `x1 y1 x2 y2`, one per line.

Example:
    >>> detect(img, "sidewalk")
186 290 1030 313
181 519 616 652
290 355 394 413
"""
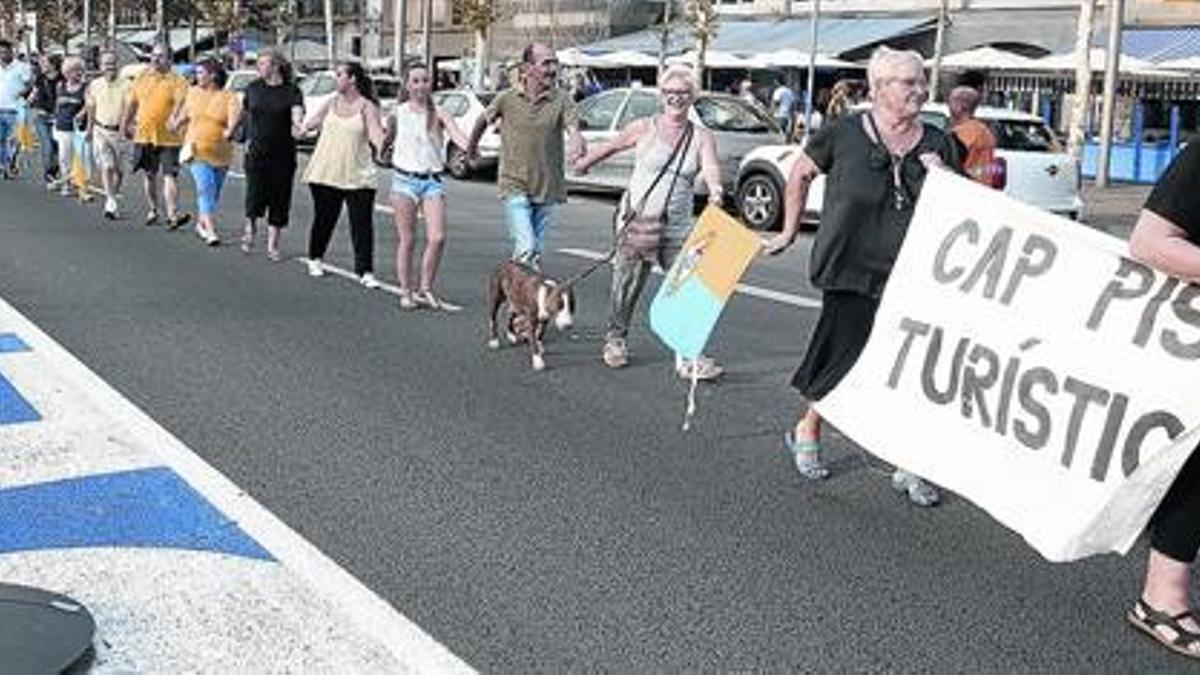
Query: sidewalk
1079 181 1152 240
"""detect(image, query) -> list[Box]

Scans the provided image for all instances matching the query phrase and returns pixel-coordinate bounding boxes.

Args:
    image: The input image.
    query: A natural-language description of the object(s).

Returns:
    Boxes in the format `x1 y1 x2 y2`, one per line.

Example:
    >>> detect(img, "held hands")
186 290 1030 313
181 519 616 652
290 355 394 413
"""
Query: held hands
761 230 796 256
572 156 590 176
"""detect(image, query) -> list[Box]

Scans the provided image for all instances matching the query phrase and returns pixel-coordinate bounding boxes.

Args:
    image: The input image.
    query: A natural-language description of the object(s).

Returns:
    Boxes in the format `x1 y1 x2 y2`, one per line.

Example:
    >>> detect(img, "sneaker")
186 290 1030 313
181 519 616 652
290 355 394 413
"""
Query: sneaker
602 337 629 368
360 272 380 289
675 356 724 381
144 210 159 226
167 213 191 230
59 184 72 197
891 469 940 507
103 197 119 220
398 288 416 310
307 259 325 277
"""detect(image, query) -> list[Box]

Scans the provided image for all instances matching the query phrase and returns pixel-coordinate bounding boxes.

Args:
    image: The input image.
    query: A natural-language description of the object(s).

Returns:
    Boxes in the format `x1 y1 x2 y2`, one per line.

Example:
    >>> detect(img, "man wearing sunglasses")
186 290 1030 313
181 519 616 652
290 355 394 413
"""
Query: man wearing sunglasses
467 42 585 270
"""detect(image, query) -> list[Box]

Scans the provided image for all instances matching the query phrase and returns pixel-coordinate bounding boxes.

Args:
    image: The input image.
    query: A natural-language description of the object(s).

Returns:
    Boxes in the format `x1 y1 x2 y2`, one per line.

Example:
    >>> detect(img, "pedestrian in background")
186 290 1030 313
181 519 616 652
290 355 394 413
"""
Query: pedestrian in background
0 39 34 180
299 61 388 287
123 42 190 228
52 56 89 200
388 64 469 310
84 50 128 220
574 65 726 380
237 48 304 261
466 42 585 270
770 78 795 139
27 54 60 186
1125 140 1200 661
764 47 960 506
948 85 997 187
169 57 240 246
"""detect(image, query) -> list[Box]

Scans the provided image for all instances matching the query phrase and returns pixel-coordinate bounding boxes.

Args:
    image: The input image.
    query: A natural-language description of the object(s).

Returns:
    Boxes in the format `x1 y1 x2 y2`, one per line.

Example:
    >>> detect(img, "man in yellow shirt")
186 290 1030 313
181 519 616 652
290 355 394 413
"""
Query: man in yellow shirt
85 50 128 220
122 43 189 228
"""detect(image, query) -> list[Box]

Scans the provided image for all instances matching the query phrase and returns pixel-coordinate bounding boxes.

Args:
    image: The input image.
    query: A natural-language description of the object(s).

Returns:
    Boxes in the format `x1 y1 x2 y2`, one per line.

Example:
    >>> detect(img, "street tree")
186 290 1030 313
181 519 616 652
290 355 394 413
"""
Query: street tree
685 0 718 83
452 0 497 89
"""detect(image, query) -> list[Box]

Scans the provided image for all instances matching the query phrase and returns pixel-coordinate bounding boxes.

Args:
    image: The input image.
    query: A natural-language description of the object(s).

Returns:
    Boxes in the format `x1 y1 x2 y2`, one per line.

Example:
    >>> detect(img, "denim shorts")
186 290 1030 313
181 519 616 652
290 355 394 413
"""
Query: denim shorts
391 170 445 202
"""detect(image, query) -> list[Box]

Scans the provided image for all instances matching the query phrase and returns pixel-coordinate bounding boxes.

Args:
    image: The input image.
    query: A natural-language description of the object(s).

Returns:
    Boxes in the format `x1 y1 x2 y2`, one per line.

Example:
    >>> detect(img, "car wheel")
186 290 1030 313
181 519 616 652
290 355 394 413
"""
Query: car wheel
737 172 782 231
446 145 471 179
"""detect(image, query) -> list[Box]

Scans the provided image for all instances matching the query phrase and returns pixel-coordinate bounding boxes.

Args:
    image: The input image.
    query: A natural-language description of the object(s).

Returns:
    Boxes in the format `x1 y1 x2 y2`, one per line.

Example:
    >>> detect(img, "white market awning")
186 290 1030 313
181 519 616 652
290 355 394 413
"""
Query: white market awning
930 46 1037 71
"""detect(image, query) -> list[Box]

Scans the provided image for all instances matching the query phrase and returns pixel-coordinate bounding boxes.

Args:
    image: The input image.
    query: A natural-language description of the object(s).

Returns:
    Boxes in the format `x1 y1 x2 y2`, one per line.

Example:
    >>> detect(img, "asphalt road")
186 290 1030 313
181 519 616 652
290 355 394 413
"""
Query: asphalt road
0 162 1193 672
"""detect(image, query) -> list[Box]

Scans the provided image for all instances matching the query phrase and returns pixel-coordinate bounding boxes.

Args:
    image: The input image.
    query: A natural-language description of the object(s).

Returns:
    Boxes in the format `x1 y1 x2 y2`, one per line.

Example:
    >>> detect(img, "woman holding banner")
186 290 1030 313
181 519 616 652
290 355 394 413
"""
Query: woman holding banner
1124 141 1200 660
763 46 960 506
572 64 726 380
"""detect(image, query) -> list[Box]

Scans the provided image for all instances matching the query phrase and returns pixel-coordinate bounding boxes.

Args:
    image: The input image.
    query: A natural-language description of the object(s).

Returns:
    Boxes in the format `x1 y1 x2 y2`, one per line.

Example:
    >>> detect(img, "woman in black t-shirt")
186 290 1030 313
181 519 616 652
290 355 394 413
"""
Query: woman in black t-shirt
25 54 61 183
1124 141 1200 660
763 47 960 506
235 49 304 261
52 57 89 200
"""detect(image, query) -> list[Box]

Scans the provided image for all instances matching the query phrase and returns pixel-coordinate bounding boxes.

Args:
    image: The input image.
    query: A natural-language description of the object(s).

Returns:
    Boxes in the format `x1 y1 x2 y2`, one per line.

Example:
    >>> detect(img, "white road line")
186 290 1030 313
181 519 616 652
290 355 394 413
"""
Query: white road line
0 298 474 673
557 247 823 310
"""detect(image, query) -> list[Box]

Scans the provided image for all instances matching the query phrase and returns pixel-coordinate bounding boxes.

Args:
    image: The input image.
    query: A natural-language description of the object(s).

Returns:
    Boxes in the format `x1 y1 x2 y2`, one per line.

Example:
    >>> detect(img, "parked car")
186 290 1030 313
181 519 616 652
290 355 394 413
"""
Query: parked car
568 86 786 198
225 69 260 95
431 89 500 178
734 104 1084 230
296 71 400 148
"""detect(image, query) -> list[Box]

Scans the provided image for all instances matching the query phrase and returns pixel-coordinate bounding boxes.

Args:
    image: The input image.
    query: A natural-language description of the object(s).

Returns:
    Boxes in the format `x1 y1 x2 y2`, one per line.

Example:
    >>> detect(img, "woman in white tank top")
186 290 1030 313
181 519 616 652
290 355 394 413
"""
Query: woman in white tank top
572 65 725 381
387 65 470 311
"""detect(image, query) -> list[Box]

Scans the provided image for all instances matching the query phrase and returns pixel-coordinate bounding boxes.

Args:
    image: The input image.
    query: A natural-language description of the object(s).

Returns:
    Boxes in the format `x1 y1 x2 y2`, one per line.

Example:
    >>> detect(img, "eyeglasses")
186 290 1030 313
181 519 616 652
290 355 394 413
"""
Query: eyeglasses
662 88 693 107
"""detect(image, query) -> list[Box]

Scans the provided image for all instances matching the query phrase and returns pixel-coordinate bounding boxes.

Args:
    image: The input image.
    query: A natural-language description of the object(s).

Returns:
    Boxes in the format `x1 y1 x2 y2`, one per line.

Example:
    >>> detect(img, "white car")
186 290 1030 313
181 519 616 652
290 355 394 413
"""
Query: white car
431 89 500 178
298 71 400 135
735 104 1083 230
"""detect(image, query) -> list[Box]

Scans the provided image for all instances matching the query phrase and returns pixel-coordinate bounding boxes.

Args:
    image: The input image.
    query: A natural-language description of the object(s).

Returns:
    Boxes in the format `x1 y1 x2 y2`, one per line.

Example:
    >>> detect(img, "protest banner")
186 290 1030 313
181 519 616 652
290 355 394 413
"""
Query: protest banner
817 169 1200 562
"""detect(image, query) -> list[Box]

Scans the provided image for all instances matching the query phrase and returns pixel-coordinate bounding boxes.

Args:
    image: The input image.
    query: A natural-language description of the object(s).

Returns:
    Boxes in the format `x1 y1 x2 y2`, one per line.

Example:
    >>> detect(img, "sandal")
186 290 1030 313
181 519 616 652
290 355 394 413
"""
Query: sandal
1128 598 1200 660
414 290 462 313
783 430 830 480
891 470 940 507
240 229 253 254
398 289 417 310
266 249 282 262
676 356 724 381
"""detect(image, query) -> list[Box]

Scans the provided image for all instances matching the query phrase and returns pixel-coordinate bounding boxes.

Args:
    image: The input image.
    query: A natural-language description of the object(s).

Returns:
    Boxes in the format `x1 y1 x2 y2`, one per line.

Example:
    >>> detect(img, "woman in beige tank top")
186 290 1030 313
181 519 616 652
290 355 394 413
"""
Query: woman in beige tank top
298 62 388 287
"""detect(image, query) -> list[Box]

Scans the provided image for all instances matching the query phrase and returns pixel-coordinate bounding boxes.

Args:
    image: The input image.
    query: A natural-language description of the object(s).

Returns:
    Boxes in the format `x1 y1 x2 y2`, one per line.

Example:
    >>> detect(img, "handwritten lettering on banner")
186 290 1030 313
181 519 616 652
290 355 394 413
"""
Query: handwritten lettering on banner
817 170 1200 562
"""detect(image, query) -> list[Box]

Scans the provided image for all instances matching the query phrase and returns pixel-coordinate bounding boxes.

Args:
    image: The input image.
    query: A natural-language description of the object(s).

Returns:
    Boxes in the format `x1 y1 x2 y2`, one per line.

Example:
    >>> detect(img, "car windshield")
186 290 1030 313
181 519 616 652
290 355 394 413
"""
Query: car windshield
476 92 495 106
227 72 258 91
374 79 401 100
694 96 777 133
993 119 1060 153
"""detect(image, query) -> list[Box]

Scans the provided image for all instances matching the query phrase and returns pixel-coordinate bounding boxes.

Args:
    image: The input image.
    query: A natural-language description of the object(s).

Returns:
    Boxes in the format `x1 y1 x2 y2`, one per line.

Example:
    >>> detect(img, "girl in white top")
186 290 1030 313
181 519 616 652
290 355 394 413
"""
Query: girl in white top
388 65 469 311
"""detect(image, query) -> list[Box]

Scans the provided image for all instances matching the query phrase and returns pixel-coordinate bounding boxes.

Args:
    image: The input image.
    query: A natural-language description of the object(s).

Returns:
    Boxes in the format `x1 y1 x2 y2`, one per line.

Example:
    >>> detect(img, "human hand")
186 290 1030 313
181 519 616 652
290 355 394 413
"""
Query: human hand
761 231 796 256
572 157 589 176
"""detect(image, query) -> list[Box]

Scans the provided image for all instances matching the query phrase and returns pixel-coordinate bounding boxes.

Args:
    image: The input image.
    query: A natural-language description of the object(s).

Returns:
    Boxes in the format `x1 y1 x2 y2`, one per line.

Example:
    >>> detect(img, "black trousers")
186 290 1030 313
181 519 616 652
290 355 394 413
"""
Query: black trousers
307 183 375 275
1149 445 1200 563
792 291 880 401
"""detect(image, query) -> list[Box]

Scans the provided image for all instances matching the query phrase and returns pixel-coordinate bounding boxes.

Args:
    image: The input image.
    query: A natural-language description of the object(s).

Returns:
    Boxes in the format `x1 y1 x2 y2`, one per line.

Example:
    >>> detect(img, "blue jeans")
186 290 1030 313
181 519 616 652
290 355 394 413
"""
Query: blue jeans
30 109 56 180
0 110 15 170
504 193 556 268
189 162 228 216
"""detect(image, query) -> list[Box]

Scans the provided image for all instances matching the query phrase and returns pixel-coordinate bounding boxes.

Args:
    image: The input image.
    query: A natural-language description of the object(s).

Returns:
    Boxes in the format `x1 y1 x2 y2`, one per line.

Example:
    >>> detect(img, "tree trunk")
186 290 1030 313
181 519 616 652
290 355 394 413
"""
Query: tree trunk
324 0 336 66
473 27 487 90
1067 0 1096 162
929 0 949 102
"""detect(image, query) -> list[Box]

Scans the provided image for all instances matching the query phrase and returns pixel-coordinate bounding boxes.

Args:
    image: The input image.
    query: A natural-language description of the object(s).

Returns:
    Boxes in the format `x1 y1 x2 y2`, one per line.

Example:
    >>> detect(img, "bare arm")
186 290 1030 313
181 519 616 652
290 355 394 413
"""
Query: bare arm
298 97 334 137
573 118 645 175
466 114 490 157
361 100 388 153
697 127 723 204
763 151 820 255
437 108 470 151
1129 208 1200 283
290 105 305 138
122 96 138 138
566 123 586 164
222 93 242 141
167 93 189 135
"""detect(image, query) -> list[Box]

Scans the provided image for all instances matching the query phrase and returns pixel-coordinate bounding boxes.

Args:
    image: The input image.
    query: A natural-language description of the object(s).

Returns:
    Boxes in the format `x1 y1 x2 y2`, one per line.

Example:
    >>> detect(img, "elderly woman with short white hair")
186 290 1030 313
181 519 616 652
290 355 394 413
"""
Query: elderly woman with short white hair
573 64 726 380
764 46 962 505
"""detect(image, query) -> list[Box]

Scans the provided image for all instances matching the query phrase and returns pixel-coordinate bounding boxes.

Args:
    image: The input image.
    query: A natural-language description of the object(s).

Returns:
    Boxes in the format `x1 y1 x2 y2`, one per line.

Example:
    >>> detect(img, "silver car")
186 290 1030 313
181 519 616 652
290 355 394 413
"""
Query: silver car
568 86 785 197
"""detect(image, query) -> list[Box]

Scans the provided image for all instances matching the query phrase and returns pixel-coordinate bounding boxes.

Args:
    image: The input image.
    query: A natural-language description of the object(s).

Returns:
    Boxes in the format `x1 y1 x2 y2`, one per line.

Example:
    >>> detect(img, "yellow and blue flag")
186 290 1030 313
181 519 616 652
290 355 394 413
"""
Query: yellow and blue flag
649 206 762 359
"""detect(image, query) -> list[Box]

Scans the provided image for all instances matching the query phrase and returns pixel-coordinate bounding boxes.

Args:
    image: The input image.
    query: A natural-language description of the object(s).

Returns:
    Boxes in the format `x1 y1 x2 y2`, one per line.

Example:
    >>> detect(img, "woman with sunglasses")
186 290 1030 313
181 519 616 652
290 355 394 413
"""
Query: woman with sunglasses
387 64 469 310
299 61 388 287
763 46 960 505
573 64 725 381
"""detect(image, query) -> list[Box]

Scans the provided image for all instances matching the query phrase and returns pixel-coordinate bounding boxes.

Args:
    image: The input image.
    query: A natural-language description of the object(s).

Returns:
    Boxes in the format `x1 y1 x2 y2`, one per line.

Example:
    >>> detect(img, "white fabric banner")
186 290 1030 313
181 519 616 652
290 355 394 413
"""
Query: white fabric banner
817 170 1200 562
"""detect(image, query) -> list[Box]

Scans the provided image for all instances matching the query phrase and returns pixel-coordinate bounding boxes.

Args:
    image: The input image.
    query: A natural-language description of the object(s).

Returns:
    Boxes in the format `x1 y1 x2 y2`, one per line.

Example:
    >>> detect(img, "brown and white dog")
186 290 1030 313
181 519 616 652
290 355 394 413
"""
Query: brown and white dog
487 261 575 371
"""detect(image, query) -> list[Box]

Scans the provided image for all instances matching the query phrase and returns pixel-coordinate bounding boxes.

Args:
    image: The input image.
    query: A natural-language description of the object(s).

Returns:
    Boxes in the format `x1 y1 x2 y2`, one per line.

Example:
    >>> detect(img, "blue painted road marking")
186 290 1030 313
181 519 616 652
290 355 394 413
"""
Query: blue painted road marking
0 333 31 353
0 467 274 561
0 333 38 425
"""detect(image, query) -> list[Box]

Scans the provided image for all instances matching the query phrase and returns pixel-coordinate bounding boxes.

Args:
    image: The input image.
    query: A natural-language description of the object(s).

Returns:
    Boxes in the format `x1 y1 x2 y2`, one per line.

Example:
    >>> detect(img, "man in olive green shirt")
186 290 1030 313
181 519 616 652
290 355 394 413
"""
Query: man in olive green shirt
468 42 585 269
